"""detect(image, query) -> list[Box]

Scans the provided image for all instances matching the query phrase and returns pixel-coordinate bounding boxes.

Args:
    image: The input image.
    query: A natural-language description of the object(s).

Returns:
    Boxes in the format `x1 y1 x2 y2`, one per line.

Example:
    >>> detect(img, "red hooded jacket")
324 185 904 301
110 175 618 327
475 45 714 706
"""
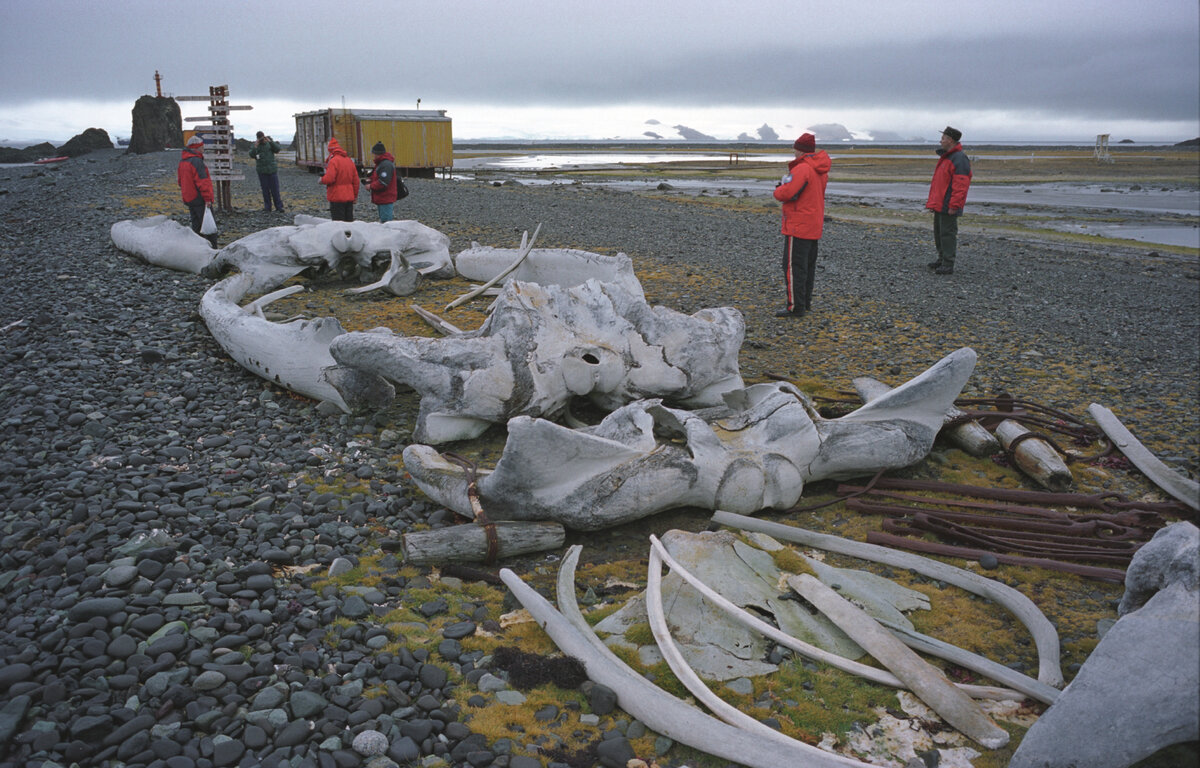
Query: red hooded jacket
320 139 360 203
367 151 398 205
925 143 972 213
177 146 214 205
773 150 831 240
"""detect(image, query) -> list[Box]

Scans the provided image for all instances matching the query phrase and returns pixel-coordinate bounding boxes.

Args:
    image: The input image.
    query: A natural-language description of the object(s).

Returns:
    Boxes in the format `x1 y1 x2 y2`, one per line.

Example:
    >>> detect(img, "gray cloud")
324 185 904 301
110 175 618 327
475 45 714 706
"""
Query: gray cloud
0 0 1196 136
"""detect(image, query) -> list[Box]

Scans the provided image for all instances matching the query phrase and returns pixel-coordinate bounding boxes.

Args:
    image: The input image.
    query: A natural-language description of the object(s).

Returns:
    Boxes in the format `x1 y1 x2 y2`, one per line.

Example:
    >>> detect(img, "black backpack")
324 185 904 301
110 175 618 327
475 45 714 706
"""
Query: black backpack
395 174 409 200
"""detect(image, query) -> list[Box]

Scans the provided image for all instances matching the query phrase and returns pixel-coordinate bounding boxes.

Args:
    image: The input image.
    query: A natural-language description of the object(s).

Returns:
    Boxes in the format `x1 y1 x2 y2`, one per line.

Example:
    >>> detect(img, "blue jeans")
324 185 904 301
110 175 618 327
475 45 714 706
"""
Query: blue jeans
376 203 394 223
257 172 283 211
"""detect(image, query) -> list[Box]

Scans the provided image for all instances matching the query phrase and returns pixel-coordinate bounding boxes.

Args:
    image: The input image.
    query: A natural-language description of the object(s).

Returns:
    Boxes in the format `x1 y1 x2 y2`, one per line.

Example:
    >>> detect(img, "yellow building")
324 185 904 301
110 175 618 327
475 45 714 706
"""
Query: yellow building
293 108 452 178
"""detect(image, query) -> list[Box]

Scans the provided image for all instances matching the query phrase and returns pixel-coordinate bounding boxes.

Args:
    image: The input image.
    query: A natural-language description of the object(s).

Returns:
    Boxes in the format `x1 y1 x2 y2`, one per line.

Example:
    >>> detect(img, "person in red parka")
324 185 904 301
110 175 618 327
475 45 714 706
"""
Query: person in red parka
320 138 359 222
364 142 399 222
925 126 972 275
772 133 831 318
177 135 217 246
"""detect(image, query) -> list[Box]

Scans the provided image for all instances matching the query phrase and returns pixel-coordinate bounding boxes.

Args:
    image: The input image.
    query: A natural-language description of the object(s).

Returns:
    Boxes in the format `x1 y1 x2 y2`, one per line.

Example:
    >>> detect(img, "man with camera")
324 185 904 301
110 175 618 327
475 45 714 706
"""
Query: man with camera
249 130 285 212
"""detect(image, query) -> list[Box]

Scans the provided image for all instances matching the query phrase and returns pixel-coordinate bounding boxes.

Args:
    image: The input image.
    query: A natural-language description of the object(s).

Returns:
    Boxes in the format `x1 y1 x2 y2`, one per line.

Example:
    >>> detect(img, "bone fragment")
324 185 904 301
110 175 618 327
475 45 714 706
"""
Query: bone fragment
789 574 1009 749
645 543 819 748
500 565 869 768
445 223 541 310
994 419 1073 492
711 511 1064 689
402 521 566 565
200 273 350 411
244 285 304 319
409 304 465 336
110 215 215 274
1087 403 1200 511
646 536 1032 702
853 376 1000 457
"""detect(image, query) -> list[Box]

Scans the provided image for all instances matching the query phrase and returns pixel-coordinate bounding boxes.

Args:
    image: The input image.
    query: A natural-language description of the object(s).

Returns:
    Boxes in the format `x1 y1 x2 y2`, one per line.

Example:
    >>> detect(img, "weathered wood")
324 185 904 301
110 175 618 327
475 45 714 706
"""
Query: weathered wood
854 376 1000 457
402 521 565 564
789 574 1010 749
994 419 1073 492
1087 403 1199 511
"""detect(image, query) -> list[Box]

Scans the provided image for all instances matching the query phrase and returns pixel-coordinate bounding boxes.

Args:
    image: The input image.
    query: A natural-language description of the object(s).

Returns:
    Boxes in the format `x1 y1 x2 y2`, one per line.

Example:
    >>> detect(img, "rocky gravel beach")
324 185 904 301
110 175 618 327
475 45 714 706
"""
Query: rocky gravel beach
0 147 1197 768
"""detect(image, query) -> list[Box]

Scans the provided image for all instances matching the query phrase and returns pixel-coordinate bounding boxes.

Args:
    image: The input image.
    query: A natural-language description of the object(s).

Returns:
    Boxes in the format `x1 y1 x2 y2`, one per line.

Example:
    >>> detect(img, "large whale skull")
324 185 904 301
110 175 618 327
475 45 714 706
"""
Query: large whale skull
328 278 746 443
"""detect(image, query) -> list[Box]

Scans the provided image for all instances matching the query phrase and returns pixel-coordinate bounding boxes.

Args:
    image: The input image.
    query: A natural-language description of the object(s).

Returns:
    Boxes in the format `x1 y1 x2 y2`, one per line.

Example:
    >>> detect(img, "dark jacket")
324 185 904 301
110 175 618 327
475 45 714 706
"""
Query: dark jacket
926 143 972 213
249 137 282 175
773 150 831 240
177 147 214 205
367 152 398 204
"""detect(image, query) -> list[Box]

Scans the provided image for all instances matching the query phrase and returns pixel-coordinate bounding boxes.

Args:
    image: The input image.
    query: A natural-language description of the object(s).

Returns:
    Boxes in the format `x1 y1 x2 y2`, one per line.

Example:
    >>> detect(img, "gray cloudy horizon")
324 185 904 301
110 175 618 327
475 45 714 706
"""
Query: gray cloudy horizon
1 0 1197 141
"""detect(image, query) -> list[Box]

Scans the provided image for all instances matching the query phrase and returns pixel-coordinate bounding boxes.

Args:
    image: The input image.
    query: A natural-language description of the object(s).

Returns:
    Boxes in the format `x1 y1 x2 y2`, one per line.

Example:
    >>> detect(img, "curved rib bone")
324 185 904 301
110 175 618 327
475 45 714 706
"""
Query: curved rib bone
501 563 870 767
646 536 1034 702
644 543 819 749
445 223 541 310
1088 403 1200 511
711 511 1064 689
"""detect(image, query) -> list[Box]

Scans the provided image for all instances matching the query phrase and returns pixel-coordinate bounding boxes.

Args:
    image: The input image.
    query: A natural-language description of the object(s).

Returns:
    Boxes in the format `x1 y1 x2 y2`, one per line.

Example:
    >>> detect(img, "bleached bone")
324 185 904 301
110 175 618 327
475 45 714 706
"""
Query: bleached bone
110 215 215 274
402 348 976 529
1088 403 1200 510
454 241 644 298
645 542 824 749
203 219 454 294
200 272 350 411
710 511 1065 689
445 224 540 310
410 304 465 336
1010 521 1199 768
644 534 1031 702
346 250 422 296
994 418 1073 491
854 375 1000 457
330 278 745 442
244 285 304 319
789 574 1010 749
501 562 870 768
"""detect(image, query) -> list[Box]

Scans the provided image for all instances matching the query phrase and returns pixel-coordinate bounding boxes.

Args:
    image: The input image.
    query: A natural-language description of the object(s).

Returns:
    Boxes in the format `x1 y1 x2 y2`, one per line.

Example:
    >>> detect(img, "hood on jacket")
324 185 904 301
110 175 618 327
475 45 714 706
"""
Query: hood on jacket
327 138 348 158
373 151 396 164
789 150 831 177
936 142 964 157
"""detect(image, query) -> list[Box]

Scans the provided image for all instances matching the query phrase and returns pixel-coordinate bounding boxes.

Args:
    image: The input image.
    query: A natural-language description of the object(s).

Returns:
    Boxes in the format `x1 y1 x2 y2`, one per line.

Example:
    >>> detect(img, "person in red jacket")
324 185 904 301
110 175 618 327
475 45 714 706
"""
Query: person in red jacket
320 138 359 222
925 126 973 274
772 133 831 318
177 135 217 246
364 142 399 222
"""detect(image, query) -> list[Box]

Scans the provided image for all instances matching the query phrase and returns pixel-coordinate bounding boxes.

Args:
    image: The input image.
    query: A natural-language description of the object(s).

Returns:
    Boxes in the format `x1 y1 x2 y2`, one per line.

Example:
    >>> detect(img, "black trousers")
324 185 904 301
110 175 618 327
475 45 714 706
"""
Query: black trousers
782 236 818 313
329 201 355 222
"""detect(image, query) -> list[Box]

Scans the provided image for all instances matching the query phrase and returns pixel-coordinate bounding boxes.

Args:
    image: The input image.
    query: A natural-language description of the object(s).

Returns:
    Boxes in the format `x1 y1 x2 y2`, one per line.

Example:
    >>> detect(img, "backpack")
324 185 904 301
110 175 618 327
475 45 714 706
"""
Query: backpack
395 174 409 201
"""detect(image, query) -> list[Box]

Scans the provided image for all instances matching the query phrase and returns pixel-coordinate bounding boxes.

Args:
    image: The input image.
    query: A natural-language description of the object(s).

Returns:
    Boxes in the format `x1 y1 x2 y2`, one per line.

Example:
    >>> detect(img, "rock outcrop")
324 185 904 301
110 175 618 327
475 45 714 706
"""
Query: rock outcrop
126 95 182 154
58 128 113 158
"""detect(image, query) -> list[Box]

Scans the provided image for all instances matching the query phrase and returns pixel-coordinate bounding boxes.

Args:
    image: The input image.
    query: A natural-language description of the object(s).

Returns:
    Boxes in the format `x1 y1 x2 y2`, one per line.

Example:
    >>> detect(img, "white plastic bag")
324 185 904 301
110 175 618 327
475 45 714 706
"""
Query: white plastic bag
200 206 217 235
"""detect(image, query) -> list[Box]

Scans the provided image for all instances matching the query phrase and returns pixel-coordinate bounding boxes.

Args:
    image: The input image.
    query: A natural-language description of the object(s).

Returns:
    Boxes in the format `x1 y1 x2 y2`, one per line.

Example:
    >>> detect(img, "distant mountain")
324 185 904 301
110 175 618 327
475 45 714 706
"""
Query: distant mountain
644 131 664 139
673 124 718 141
754 124 775 141
807 123 854 141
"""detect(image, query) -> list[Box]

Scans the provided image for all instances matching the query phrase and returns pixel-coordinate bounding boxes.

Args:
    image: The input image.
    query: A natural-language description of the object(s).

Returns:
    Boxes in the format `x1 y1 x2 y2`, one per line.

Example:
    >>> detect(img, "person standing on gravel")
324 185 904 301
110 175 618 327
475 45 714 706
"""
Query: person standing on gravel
249 131 285 213
320 137 359 222
364 142 399 222
925 126 972 274
177 134 217 247
772 132 831 318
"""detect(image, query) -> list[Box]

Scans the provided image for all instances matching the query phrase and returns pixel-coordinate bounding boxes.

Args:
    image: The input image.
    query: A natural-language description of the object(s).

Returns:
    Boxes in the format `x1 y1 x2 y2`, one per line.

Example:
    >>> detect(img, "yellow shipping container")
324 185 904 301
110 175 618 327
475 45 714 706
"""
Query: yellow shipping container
293 108 452 178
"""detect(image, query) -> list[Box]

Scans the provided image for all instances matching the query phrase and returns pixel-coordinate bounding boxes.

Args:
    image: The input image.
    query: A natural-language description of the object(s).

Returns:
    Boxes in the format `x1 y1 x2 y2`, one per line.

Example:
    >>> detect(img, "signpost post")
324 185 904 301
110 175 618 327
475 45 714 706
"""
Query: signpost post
177 85 251 211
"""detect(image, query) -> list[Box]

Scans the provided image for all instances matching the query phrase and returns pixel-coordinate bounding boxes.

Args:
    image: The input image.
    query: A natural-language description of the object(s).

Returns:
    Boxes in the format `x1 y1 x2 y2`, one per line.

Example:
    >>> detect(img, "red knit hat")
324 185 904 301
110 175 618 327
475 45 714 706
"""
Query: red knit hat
794 133 816 152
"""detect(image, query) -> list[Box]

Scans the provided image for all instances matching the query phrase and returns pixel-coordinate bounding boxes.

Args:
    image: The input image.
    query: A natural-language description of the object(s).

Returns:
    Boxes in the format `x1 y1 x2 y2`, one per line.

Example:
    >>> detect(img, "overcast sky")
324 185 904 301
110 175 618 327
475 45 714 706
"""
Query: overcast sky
2 0 1198 144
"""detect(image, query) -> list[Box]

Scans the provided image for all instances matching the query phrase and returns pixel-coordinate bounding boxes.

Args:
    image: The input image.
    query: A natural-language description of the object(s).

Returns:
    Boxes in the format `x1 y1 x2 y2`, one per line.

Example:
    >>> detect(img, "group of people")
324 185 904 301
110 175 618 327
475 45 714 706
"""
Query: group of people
772 126 973 318
175 134 405 244
319 139 402 223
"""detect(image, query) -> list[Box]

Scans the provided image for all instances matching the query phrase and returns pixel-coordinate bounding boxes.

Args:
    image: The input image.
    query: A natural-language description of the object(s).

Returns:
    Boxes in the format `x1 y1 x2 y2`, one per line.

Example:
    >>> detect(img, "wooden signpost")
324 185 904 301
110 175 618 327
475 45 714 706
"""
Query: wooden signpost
177 85 251 211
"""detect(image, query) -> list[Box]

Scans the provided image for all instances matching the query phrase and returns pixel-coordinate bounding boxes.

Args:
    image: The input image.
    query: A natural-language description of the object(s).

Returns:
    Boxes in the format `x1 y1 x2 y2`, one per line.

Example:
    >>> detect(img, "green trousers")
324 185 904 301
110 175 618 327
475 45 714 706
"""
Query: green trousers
933 211 959 266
